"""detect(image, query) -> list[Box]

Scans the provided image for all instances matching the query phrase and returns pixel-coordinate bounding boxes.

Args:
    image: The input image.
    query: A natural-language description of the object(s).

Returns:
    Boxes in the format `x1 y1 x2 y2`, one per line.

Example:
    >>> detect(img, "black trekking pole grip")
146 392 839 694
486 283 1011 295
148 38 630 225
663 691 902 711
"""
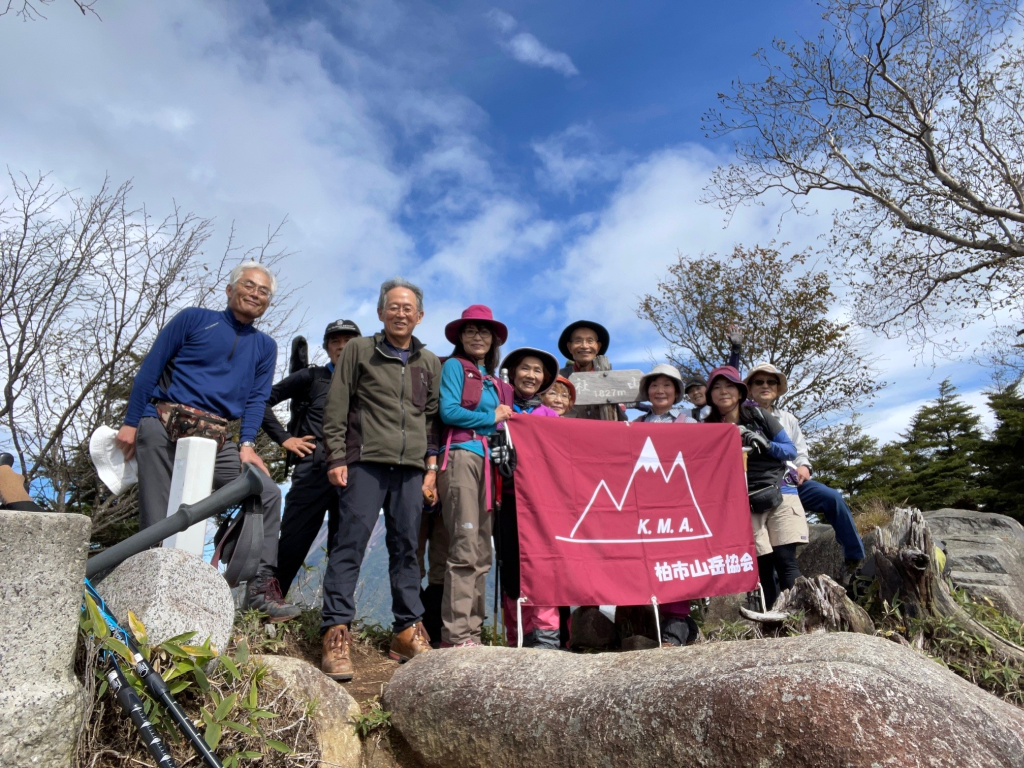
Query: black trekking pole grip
106 656 178 767
87 465 265 577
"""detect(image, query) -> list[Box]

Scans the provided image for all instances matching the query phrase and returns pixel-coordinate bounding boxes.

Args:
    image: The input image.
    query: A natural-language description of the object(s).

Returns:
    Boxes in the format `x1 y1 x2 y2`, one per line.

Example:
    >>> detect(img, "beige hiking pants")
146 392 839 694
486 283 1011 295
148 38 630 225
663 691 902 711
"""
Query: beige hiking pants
439 450 492 645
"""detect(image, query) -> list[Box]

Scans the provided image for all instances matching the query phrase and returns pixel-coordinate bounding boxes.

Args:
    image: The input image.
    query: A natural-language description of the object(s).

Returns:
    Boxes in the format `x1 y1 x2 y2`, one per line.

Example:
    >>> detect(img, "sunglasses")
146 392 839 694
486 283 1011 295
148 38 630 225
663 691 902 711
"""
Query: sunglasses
751 378 780 387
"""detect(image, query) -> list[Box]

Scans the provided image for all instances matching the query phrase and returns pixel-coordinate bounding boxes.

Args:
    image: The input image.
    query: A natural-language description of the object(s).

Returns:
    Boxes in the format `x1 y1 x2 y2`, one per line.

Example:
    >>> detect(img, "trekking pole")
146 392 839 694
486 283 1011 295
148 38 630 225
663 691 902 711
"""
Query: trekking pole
86 465 264 577
104 653 178 768
85 580 224 768
492 472 502 642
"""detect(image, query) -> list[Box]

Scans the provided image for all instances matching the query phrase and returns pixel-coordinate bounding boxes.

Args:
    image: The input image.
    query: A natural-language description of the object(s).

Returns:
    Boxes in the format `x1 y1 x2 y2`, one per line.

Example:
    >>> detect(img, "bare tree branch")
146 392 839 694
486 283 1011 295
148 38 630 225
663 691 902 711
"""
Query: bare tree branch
703 0 1024 343
0 173 302 544
636 244 885 430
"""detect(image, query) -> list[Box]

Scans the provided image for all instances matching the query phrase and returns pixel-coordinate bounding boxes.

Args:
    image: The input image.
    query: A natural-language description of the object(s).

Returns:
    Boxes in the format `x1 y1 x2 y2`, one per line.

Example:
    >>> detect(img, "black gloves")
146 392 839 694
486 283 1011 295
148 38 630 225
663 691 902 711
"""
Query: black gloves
738 425 771 454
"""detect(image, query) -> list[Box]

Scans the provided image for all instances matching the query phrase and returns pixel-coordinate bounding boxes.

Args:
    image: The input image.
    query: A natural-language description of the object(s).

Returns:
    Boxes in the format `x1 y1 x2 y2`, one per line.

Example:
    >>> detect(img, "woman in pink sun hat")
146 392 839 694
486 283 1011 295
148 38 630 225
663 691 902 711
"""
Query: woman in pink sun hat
436 305 514 648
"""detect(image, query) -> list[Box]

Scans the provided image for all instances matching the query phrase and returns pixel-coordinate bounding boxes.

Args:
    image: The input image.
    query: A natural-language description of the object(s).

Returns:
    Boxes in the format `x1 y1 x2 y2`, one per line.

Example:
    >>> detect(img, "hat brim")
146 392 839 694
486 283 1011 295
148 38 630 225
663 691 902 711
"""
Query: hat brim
500 348 559 394
557 320 610 361
445 318 509 346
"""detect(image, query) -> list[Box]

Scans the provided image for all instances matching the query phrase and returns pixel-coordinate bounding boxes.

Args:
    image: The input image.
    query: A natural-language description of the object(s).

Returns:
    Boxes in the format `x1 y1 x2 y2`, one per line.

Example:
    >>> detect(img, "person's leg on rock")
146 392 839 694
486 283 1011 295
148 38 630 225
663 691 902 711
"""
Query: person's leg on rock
418 507 447 648
798 479 866 567
659 601 698 647
274 457 338 597
439 451 489 647
772 543 801 594
757 554 779 610
134 417 177 531
382 465 431 663
320 462 389 681
750 509 779 610
212 441 298 622
765 494 809 601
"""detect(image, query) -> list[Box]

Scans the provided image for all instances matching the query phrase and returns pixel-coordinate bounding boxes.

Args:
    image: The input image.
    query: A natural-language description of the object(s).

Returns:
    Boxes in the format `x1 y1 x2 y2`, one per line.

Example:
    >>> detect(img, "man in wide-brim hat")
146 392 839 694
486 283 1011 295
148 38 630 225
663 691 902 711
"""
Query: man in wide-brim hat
557 320 625 421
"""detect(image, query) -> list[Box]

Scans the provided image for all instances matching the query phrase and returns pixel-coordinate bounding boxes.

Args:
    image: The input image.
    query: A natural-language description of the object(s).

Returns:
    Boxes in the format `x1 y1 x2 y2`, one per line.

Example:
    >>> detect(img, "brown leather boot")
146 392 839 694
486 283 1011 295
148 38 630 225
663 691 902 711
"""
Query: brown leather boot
389 621 431 663
321 624 353 682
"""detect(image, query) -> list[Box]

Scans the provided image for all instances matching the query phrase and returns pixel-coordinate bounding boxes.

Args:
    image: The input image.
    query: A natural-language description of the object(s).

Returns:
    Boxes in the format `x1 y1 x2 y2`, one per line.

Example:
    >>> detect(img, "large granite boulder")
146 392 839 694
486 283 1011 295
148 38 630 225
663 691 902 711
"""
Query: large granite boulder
925 508 1024 622
384 633 1024 768
99 547 234 653
0 509 91 768
256 655 362 768
795 523 844 581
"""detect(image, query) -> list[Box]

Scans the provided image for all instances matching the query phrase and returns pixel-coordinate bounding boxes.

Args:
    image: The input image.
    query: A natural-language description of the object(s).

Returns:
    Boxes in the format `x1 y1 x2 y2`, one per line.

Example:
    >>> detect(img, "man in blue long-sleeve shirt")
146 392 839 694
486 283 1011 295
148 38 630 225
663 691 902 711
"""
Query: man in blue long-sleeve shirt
115 261 299 621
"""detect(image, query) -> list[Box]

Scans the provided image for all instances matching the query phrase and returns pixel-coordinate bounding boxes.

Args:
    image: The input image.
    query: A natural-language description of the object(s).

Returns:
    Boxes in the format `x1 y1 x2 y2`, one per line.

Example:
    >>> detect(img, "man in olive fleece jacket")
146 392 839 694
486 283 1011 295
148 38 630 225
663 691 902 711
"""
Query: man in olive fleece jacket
318 278 441 682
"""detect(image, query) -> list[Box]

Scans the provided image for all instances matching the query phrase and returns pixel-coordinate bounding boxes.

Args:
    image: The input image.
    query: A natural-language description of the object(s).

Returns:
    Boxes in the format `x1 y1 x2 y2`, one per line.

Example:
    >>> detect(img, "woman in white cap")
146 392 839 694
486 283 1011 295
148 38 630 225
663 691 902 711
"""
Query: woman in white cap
631 363 699 646
633 364 698 425
744 362 865 574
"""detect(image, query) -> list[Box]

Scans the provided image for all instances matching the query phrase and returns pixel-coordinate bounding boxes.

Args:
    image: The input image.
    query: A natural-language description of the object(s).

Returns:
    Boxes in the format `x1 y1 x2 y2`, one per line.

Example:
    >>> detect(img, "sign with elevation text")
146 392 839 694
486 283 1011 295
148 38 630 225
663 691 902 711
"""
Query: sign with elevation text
569 369 644 405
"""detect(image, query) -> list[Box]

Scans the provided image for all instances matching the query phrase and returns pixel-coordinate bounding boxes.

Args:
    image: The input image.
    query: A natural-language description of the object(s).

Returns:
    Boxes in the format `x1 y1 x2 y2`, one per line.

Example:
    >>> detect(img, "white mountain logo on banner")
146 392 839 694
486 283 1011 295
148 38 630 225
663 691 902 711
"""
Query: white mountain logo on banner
556 436 713 544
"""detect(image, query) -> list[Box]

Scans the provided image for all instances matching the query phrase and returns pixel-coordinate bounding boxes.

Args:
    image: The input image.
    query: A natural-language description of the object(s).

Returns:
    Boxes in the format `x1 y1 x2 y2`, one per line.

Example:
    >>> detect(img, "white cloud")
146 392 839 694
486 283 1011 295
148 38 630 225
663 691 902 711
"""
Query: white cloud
486 10 578 77
532 124 631 198
504 32 579 77
485 9 517 35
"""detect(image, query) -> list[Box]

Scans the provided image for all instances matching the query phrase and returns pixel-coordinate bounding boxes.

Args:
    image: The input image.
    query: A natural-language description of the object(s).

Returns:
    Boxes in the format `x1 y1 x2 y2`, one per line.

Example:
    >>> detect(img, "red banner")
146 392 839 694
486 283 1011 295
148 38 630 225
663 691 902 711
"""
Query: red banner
511 415 758 607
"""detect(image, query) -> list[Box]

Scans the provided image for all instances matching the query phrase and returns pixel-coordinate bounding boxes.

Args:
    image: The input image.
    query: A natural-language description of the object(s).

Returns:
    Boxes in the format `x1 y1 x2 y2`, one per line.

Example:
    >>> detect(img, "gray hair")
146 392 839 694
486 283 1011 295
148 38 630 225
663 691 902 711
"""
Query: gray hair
228 260 278 297
377 277 424 313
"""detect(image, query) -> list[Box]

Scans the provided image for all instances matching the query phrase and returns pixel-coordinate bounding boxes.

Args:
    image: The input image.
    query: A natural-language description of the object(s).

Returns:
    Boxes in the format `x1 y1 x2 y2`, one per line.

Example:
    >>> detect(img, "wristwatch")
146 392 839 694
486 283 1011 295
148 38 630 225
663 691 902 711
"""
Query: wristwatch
240 441 256 449
426 463 439 472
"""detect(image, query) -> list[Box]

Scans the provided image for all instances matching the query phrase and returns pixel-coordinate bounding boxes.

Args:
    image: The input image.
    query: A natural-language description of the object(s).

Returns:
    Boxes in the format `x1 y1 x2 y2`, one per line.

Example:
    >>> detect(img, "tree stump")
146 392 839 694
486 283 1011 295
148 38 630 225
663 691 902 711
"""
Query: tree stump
740 574 874 634
874 507 1024 664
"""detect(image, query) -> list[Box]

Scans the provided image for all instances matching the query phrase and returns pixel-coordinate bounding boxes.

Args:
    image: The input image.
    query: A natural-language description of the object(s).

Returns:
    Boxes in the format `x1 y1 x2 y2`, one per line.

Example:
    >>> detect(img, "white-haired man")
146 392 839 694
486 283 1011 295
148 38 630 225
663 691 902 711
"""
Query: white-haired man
115 261 299 621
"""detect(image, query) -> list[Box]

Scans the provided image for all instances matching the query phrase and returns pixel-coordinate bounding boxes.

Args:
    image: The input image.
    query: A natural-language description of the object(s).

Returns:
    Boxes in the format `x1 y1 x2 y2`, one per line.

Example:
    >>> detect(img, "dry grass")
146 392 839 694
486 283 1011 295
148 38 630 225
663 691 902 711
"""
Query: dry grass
852 496 895 534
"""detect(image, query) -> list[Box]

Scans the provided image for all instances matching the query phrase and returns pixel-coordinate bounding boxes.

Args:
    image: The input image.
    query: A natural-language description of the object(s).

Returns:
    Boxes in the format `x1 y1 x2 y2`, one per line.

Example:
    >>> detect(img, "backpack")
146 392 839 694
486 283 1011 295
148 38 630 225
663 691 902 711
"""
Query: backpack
441 357 514 449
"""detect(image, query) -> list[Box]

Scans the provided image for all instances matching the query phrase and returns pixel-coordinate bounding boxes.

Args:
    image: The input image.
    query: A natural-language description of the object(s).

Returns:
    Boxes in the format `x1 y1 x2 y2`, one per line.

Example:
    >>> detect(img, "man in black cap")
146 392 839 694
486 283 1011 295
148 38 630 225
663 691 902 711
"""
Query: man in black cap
261 319 361 595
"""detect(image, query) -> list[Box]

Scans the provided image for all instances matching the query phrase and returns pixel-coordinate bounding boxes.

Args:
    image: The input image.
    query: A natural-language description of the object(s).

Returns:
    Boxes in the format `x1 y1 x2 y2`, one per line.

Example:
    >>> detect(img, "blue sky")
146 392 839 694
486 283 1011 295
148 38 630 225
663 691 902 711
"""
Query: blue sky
0 0 1003 441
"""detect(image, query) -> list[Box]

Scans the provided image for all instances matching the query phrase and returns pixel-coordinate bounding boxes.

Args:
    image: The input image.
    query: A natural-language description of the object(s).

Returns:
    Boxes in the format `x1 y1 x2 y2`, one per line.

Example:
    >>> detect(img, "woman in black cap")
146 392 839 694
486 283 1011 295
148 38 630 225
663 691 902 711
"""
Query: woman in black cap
495 347 562 648
556 320 626 421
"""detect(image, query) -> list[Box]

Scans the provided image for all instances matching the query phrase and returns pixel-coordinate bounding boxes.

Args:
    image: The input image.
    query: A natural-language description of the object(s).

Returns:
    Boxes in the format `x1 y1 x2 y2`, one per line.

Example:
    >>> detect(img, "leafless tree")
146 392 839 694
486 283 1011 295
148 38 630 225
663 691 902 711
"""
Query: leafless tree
637 244 884 429
703 0 1024 346
0 172 301 542
0 0 98 20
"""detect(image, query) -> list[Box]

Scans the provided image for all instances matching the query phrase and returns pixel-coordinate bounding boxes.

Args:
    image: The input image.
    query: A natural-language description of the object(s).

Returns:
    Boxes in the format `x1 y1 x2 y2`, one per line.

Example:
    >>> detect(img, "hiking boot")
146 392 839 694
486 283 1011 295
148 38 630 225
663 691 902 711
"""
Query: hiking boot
523 628 560 650
244 573 301 622
321 624 353 682
389 622 431 663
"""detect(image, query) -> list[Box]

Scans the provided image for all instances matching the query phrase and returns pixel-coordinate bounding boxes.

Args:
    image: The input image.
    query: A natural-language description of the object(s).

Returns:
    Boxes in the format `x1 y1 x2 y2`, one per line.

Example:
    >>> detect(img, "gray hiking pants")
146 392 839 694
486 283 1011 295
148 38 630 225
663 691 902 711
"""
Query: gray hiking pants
439 450 492 645
135 416 281 571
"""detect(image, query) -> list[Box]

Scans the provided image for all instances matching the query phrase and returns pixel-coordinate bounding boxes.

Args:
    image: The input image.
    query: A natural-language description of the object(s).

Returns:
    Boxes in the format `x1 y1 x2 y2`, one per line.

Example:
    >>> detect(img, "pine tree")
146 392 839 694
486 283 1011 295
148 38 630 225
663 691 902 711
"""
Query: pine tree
896 380 984 511
809 419 884 498
977 383 1024 519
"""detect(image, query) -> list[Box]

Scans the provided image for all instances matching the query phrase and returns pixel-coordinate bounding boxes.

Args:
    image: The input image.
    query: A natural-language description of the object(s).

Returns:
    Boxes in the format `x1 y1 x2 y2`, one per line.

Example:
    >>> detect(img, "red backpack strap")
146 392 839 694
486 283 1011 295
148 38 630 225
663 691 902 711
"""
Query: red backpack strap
456 357 485 410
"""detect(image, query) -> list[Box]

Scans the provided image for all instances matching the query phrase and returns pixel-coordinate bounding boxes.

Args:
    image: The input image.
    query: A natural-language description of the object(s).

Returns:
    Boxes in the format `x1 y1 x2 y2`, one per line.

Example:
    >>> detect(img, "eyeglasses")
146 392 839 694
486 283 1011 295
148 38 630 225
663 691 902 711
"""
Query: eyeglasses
544 390 571 401
751 378 780 387
236 279 272 298
461 326 493 339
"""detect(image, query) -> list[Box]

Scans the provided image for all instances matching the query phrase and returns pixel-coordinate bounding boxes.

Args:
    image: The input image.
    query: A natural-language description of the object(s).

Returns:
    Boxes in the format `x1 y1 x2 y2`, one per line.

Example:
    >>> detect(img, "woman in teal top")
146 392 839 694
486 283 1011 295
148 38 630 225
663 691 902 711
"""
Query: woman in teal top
437 305 513 647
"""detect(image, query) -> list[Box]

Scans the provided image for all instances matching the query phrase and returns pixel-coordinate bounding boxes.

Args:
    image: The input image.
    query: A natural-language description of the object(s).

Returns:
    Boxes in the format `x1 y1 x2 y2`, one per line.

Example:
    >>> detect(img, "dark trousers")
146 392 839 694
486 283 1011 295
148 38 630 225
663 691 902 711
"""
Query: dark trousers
320 462 425 633
275 456 340 594
798 480 866 561
135 416 281 571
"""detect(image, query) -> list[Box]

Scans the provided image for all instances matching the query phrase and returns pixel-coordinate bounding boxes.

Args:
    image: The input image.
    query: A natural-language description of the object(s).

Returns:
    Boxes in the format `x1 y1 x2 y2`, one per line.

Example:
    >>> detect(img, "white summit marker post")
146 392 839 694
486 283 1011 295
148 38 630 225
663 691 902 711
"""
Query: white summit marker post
162 436 218 556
